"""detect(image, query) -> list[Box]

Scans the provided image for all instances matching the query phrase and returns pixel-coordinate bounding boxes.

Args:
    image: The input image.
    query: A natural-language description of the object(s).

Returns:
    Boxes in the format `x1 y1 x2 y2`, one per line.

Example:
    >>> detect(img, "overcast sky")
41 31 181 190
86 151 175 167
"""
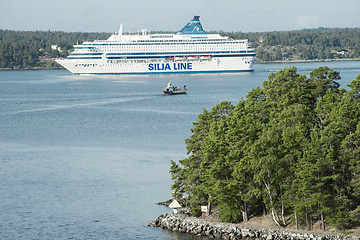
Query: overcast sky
1 0 360 33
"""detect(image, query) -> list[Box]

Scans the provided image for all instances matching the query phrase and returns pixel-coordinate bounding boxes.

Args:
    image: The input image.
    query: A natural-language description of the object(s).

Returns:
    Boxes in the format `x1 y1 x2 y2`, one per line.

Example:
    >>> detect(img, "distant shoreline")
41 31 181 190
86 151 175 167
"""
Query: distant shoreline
1 58 360 71
0 66 63 71
255 58 360 64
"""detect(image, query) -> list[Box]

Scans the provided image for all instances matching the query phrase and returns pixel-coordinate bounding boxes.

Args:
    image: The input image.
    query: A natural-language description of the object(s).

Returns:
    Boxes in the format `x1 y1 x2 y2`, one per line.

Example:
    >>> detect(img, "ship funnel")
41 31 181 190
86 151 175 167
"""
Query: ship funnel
177 16 206 35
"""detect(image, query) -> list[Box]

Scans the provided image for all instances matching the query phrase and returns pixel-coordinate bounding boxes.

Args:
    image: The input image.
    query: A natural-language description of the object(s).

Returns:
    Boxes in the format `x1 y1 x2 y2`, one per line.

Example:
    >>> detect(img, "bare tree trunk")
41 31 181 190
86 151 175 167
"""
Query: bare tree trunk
305 209 310 230
207 201 211 216
320 212 325 231
271 208 282 227
295 210 298 230
241 201 248 222
264 182 282 227
263 203 267 217
281 200 286 226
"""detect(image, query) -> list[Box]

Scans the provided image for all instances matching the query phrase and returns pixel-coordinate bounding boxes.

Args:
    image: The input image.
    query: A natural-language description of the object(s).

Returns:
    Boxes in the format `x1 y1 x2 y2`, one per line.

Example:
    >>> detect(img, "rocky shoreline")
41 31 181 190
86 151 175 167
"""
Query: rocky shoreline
149 213 359 240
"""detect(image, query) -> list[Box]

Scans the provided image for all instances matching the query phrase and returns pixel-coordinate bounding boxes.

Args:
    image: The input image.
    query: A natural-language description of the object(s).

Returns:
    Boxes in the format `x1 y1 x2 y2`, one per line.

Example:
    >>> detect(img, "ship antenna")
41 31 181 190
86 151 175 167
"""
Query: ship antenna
118 24 123 36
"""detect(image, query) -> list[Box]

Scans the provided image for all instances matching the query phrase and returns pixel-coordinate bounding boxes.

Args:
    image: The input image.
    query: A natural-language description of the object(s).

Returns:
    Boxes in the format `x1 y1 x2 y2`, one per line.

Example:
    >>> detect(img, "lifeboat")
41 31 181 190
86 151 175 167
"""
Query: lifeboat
187 56 198 60
200 55 211 60
174 56 186 61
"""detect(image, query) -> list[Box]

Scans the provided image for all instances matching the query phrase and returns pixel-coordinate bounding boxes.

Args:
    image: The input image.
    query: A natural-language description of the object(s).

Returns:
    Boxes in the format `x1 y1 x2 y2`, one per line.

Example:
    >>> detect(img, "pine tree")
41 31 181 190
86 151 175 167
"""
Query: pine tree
170 68 360 230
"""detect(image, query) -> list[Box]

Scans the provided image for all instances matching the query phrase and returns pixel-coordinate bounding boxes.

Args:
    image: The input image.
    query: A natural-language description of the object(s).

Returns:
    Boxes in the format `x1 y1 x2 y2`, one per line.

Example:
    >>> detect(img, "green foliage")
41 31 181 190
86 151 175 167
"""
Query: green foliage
218 201 242 223
227 28 360 61
170 67 360 230
1 28 360 69
0 30 111 69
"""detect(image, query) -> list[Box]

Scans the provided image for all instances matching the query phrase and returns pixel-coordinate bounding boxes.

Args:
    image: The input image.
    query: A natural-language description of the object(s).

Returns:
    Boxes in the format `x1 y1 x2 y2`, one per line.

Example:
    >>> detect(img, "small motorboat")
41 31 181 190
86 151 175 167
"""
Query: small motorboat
163 81 187 95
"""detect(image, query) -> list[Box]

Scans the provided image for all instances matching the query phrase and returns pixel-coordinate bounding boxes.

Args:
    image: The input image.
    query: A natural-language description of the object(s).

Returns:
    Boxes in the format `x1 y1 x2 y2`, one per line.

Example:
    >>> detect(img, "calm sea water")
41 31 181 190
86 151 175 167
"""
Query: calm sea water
1 61 360 240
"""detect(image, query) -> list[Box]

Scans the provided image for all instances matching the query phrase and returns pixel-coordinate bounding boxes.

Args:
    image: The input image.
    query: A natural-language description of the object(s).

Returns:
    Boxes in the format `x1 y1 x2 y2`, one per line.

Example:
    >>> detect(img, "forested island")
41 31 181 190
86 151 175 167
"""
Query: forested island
0 30 111 69
1 28 360 69
228 28 360 61
170 66 360 233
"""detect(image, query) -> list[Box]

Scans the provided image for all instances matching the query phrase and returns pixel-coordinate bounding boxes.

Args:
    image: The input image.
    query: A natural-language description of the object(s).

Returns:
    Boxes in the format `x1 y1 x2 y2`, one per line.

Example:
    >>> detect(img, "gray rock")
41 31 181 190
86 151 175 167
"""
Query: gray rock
149 213 359 240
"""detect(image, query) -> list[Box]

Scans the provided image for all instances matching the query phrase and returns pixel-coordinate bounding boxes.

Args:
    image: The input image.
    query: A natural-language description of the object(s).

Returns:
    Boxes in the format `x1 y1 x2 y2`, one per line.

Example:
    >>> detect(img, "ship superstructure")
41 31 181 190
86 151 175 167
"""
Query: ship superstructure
56 16 256 74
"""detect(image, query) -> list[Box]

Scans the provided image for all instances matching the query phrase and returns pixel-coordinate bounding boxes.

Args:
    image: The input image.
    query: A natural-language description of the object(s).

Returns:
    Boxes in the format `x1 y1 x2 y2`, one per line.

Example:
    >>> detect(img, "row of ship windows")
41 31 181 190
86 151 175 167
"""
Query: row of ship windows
75 48 247 53
102 62 210 66
69 55 255 60
69 51 257 58
105 50 254 55
70 50 254 56
81 41 246 46
98 47 243 51
136 39 244 43
102 45 245 51
94 38 234 42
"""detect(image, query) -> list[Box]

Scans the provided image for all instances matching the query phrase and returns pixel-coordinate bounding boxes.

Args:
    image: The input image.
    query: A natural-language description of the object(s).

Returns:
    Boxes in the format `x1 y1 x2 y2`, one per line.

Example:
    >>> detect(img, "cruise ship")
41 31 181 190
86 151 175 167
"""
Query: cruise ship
56 16 256 75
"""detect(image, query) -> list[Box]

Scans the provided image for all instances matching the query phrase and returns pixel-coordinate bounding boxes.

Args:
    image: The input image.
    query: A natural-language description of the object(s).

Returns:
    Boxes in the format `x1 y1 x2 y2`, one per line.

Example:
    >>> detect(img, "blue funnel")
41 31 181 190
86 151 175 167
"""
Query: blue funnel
177 16 206 35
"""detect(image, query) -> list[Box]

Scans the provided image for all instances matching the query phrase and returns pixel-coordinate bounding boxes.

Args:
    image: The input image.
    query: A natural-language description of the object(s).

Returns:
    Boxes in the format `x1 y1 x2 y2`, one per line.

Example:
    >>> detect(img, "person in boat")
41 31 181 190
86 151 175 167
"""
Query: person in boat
165 81 175 92
164 81 174 93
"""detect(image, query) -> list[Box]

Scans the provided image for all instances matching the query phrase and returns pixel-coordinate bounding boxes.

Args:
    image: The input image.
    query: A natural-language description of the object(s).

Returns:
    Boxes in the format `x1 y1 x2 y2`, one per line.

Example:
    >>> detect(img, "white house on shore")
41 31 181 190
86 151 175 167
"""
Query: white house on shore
51 45 62 51
168 199 182 214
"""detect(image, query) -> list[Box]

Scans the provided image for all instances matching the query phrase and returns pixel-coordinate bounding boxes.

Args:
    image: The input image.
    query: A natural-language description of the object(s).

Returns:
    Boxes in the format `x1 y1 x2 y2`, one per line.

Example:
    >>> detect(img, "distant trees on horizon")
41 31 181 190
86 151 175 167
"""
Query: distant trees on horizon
224 28 360 61
0 30 111 69
1 28 360 69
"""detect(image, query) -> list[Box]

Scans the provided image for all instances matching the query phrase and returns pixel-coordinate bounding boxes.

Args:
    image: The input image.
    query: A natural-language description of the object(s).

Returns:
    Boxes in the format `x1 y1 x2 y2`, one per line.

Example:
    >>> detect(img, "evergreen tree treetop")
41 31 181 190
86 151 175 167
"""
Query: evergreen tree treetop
170 67 360 229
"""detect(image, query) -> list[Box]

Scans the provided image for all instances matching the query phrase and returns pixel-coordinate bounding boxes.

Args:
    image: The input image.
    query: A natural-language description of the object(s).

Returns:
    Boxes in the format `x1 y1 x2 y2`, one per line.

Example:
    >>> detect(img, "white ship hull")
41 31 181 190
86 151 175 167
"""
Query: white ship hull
56 16 256 75
56 57 254 75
